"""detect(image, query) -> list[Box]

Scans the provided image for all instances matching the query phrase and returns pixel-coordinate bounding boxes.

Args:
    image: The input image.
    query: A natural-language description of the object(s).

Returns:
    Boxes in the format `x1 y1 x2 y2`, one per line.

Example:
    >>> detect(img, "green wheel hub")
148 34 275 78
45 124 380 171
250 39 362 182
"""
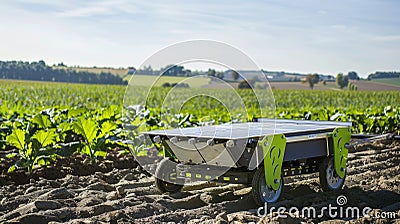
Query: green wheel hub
259 134 287 191
332 127 351 179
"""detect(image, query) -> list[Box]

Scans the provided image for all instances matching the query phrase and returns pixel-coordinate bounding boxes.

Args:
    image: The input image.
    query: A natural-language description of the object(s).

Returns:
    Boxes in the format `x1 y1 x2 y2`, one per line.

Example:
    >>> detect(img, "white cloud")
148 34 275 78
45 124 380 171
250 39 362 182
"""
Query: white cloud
372 35 400 42
0 0 399 77
331 25 347 29
56 0 142 17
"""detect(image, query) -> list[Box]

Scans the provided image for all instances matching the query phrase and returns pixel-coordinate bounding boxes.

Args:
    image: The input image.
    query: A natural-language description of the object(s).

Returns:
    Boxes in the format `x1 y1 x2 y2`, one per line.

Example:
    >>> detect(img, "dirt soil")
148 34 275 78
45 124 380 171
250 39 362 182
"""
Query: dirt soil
0 140 399 224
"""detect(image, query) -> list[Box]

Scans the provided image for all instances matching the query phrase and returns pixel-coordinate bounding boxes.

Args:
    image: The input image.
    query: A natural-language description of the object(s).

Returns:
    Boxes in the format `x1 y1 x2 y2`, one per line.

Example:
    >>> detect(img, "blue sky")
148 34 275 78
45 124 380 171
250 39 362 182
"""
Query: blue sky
1 0 399 77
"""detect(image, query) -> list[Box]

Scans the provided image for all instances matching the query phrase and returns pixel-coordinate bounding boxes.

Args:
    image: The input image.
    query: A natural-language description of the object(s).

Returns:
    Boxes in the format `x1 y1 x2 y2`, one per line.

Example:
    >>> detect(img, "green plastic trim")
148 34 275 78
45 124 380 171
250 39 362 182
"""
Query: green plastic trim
160 141 177 159
259 134 286 191
332 127 351 179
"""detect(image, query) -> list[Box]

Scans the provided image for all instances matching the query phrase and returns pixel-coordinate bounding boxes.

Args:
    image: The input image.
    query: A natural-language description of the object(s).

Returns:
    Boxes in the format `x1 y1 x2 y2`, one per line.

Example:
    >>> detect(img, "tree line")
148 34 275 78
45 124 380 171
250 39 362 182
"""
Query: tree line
303 71 359 90
0 61 127 85
368 71 400 79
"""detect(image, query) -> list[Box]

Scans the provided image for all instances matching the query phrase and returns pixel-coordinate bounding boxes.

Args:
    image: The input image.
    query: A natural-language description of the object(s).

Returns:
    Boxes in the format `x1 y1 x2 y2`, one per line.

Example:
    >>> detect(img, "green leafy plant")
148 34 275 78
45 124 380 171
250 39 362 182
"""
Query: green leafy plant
0 126 8 150
6 128 57 172
72 117 118 163
1 81 399 173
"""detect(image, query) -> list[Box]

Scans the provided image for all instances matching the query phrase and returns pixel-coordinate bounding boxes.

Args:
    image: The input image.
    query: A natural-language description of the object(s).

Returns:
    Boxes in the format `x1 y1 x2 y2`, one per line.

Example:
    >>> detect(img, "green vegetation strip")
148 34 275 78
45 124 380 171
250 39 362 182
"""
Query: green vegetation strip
0 81 399 172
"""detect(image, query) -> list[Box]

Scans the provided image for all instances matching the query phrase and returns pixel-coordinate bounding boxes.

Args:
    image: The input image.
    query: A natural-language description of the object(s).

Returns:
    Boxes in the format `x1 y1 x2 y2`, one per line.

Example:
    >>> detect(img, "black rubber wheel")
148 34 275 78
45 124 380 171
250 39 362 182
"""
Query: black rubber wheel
154 158 184 193
251 167 283 206
319 156 346 192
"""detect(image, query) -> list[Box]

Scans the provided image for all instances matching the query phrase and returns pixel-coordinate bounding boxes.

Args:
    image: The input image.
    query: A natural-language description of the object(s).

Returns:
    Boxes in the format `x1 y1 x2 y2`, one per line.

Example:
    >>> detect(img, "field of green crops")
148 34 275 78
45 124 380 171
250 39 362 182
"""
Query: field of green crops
1 80 399 172
371 78 400 87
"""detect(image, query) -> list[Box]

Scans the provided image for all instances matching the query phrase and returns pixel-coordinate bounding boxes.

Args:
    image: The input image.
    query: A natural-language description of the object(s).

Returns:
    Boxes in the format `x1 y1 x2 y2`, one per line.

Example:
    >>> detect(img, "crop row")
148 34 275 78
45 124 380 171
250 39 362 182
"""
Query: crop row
0 81 399 172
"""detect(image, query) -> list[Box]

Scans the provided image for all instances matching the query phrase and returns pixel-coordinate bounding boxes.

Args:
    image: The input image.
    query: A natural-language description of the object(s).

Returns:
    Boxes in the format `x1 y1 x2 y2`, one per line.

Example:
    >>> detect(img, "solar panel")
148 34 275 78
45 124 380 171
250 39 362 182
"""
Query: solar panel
144 119 351 140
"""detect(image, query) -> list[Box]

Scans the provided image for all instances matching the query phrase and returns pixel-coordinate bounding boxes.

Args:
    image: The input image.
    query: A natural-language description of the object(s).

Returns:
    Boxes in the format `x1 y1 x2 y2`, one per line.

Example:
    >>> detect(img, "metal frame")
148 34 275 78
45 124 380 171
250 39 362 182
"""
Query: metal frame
144 119 352 187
